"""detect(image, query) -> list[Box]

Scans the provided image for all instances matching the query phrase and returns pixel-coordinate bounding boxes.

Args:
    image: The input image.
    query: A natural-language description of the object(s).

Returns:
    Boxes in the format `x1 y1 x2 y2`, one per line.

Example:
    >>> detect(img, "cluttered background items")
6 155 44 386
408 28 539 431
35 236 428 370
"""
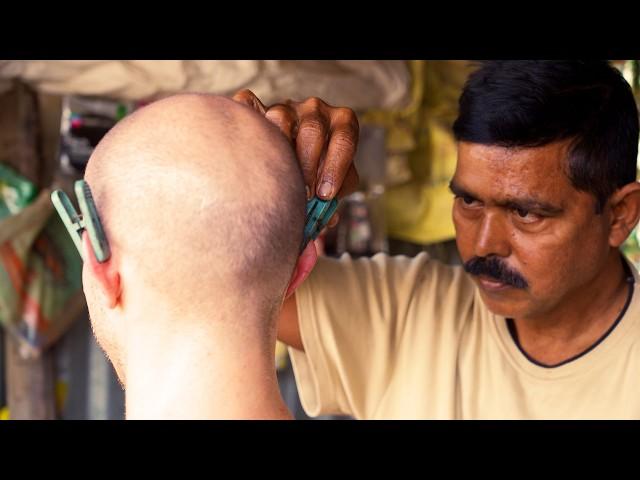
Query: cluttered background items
0 88 133 420
58 96 133 175
1 94 135 355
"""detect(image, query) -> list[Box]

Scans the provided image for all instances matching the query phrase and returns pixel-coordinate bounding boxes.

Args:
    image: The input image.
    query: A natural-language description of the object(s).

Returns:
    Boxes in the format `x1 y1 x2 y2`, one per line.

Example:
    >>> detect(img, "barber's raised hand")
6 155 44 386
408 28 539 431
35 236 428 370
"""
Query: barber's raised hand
233 91 357 343
232 90 360 225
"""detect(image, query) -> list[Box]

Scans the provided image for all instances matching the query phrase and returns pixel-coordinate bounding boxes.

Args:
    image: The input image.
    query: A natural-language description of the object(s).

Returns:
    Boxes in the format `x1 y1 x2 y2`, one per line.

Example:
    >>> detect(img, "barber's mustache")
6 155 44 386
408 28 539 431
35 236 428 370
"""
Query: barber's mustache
463 256 529 289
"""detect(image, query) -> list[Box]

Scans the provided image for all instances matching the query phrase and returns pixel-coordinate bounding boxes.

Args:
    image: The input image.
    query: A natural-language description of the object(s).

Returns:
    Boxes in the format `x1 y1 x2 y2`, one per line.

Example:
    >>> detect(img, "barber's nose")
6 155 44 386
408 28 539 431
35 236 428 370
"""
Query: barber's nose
474 211 511 259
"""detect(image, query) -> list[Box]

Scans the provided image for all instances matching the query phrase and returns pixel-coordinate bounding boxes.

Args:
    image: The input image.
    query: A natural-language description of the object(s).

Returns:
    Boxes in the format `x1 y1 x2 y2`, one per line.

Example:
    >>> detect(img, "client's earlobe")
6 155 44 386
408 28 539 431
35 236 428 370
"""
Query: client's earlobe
285 240 318 299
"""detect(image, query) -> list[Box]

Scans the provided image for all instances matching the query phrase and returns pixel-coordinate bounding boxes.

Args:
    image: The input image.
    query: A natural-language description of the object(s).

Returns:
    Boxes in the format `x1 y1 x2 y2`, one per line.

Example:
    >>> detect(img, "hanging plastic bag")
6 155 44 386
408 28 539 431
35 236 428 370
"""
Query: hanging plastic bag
0 164 83 358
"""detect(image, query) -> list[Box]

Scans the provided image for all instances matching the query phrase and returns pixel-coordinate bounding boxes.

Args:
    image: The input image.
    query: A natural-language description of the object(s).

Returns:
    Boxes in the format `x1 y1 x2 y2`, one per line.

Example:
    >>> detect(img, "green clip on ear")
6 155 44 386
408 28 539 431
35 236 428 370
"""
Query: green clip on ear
50 180 111 263
301 196 339 252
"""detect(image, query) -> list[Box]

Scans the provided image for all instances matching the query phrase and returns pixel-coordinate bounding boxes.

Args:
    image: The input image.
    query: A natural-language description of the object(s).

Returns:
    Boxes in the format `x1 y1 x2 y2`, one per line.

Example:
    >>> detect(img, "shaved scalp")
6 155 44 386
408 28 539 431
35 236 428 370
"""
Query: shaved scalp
86 94 305 324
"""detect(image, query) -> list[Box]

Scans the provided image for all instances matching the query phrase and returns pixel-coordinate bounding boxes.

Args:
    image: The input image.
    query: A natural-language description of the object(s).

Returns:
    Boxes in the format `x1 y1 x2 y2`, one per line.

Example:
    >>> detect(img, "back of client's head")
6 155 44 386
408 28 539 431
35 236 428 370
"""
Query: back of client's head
84 94 305 336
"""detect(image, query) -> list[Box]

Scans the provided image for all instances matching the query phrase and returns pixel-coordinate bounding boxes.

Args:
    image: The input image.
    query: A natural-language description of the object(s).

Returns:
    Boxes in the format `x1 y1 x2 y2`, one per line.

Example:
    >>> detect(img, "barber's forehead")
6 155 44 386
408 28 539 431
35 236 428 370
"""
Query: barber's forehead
455 141 574 197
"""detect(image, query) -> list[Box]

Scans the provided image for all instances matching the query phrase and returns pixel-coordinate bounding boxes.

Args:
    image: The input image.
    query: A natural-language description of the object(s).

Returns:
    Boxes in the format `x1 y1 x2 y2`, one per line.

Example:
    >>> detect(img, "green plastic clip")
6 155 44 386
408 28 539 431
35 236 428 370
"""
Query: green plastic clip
302 196 338 252
50 180 111 263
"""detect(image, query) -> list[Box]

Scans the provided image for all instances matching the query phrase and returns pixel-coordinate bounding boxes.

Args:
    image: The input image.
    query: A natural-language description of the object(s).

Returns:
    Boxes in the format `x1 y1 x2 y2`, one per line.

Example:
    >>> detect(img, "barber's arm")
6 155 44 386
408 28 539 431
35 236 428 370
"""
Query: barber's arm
232 89 360 352
278 290 304 351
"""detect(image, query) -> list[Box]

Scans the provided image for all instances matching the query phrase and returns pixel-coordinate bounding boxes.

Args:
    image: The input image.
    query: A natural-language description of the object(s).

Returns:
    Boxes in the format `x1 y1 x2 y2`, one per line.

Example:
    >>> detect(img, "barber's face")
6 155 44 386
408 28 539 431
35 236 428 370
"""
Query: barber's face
452 141 612 319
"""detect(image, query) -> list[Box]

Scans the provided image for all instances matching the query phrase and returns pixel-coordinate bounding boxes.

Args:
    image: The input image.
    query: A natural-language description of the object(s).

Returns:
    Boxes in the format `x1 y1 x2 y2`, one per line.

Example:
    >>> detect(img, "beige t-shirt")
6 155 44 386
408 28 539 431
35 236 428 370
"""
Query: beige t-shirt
288 252 640 419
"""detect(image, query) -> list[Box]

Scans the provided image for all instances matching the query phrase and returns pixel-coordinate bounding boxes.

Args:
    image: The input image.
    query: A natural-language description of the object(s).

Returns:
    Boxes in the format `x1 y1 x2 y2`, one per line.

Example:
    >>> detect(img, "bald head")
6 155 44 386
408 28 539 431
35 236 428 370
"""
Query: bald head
86 94 305 320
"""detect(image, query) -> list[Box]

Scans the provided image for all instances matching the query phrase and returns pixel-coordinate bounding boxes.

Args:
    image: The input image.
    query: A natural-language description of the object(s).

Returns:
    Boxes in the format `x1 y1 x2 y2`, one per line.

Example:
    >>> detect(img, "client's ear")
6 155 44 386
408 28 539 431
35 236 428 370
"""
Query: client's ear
284 240 319 299
82 231 121 309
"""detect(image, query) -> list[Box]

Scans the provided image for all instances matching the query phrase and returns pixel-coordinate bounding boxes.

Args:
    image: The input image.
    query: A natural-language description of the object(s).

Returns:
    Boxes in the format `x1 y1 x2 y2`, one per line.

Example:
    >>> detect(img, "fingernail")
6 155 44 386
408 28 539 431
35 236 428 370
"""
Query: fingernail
318 181 332 199
305 185 312 200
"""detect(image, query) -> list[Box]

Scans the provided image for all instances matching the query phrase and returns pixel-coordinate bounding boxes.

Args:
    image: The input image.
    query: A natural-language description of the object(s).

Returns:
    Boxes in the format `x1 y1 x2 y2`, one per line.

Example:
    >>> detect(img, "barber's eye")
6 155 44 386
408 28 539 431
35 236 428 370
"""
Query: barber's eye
512 207 542 224
455 194 481 210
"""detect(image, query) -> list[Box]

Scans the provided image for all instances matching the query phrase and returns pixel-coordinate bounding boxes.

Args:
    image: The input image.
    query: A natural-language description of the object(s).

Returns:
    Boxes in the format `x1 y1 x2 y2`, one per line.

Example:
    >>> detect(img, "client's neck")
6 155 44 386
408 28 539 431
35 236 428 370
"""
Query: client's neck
123 306 292 420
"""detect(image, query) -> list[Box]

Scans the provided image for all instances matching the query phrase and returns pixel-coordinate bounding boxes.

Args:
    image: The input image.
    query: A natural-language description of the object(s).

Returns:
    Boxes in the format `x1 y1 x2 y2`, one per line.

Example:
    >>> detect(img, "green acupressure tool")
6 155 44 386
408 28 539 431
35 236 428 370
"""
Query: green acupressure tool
302 196 339 252
51 180 111 263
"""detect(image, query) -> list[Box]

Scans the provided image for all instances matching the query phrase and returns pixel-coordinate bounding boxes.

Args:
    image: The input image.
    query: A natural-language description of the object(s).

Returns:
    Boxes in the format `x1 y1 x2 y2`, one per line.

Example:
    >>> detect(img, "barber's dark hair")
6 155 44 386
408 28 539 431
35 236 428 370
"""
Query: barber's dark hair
453 61 639 213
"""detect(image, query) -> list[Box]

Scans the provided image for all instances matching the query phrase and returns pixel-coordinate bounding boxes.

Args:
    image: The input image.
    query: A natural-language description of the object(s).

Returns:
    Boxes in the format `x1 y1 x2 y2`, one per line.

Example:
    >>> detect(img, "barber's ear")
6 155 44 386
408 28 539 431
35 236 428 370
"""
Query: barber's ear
81 231 121 309
609 181 640 248
284 240 319 299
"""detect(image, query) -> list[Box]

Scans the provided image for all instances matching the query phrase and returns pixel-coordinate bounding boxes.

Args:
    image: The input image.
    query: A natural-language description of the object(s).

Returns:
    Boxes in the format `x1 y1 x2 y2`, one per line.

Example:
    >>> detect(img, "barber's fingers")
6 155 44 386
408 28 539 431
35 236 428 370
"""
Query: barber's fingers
234 92 360 202
234 91 314 191
265 103 298 144
294 98 331 199
231 89 268 115
289 98 359 201
317 106 359 200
